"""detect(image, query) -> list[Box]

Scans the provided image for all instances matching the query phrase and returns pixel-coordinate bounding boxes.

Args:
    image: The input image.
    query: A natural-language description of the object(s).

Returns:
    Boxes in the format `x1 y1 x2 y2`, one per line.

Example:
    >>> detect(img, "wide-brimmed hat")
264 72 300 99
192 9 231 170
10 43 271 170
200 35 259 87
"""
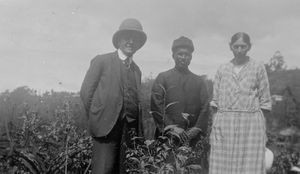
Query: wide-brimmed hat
172 36 194 53
112 18 147 50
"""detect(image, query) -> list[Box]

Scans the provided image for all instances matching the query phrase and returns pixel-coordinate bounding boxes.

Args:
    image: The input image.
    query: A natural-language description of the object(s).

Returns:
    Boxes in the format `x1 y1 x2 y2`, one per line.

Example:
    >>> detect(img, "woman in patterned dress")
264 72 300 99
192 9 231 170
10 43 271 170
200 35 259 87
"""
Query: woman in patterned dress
209 32 272 174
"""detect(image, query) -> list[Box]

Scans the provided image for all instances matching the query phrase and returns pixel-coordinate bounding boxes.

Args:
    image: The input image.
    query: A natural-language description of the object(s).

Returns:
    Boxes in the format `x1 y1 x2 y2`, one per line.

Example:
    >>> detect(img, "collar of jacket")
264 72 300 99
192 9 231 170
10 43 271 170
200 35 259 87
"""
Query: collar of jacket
174 67 191 74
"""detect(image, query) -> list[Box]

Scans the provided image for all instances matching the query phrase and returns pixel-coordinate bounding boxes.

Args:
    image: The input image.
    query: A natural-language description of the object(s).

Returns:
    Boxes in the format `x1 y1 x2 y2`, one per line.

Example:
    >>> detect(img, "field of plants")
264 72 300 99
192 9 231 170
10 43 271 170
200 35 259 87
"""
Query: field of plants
0 63 300 173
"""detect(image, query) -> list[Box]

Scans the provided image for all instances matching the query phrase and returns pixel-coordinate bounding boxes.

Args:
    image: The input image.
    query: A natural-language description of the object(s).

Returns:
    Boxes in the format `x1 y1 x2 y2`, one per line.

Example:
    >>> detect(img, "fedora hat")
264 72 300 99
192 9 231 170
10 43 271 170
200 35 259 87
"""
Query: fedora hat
112 18 147 50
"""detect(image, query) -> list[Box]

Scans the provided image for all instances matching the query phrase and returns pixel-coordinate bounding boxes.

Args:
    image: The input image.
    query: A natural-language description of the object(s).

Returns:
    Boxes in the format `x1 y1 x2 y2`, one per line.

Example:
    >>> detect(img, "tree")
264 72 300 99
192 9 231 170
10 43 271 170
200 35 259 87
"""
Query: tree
266 51 287 73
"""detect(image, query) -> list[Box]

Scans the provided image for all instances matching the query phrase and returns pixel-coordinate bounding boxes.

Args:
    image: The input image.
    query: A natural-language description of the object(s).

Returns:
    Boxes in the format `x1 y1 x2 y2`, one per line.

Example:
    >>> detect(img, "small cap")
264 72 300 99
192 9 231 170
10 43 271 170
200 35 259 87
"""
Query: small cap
172 36 194 53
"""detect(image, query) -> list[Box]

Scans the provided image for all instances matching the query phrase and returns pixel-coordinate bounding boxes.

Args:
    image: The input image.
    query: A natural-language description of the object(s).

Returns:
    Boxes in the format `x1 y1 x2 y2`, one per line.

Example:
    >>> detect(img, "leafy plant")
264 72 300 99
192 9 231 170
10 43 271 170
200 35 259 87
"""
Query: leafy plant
124 132 207 174
0 101 92 174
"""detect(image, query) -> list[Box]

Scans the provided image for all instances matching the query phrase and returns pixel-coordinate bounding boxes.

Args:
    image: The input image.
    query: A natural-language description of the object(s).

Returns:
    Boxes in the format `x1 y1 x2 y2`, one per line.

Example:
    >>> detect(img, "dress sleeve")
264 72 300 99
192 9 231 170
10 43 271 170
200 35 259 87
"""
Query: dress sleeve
210 66 222 108
257 64 272 111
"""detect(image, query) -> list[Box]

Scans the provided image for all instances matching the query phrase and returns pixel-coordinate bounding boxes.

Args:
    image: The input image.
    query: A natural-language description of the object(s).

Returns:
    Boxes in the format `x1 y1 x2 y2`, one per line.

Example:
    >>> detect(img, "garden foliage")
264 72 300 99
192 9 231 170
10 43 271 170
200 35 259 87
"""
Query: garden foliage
1 60 300 173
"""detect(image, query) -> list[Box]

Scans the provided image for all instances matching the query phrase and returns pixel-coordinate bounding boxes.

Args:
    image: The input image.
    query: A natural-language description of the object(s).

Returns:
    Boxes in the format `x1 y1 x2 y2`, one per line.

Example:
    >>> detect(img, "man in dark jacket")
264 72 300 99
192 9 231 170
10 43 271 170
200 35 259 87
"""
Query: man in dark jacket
151 36 209 145
80 18 146 174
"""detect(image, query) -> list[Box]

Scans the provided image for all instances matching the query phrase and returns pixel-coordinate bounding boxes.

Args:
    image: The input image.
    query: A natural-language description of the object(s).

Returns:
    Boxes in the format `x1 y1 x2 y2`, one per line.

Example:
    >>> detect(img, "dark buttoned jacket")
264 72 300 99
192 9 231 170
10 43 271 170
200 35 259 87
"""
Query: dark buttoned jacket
80 51 142 137
151 68 209 134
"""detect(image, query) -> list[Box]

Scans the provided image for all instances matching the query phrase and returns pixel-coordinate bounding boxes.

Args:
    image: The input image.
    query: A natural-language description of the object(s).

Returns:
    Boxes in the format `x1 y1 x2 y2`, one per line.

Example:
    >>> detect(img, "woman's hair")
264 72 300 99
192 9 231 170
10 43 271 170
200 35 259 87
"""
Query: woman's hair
230 32 251 46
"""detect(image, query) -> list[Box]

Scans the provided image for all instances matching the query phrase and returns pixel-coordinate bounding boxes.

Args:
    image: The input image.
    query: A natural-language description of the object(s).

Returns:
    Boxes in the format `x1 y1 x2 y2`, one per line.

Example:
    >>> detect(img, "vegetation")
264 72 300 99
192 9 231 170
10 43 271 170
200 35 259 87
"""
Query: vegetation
0 52 299 173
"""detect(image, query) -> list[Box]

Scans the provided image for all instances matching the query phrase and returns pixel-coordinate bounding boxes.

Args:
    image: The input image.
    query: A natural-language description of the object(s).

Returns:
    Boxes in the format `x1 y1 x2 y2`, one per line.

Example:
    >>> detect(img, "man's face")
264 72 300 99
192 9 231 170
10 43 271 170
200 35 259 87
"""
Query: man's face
173 47 192 70
118 33 140 57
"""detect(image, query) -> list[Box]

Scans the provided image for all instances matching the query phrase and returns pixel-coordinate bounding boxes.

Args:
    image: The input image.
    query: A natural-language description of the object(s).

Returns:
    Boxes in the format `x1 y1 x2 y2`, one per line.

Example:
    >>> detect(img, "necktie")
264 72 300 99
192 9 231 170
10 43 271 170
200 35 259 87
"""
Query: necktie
124 57 131 69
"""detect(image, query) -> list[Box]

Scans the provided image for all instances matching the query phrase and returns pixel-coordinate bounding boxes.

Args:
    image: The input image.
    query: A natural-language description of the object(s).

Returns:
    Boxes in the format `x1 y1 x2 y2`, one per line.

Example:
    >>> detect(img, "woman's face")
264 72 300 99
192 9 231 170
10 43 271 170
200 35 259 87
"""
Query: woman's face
230 37 250 58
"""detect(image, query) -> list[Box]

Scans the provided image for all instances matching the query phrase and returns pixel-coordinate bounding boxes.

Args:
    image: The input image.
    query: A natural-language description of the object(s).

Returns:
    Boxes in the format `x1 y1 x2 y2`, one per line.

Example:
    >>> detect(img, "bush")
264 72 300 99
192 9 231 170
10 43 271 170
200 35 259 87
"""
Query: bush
0 101 92 174
124 130 209 174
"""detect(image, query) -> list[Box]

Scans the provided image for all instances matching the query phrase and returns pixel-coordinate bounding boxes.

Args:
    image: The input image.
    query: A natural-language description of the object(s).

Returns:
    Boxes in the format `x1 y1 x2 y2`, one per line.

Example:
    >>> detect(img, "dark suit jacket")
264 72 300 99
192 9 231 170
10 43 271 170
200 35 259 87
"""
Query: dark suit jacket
80 51 143 137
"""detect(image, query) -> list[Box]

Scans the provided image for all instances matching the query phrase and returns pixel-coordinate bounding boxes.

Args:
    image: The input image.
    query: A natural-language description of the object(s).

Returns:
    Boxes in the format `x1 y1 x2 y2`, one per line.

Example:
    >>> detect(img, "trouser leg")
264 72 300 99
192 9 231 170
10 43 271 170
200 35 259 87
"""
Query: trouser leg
91 119 123 174
91 139 120 174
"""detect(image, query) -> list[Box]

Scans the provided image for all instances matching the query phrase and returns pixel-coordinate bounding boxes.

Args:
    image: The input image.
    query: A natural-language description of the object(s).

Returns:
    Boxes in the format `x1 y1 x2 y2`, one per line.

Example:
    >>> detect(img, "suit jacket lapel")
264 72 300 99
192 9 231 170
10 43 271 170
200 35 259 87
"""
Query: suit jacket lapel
131 61 141 102
111 51 124 92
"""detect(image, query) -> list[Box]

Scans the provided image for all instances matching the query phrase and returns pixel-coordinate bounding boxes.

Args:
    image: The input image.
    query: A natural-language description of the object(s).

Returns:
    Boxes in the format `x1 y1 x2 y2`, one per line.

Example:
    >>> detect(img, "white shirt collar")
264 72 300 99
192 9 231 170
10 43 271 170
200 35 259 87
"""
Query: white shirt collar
117 49 127 60
117 49 133 65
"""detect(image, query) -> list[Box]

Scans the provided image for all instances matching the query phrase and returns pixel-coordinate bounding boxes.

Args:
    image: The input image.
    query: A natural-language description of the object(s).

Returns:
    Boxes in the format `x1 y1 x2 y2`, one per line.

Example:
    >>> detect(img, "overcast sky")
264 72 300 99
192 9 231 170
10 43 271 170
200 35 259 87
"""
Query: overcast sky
1 0 300 92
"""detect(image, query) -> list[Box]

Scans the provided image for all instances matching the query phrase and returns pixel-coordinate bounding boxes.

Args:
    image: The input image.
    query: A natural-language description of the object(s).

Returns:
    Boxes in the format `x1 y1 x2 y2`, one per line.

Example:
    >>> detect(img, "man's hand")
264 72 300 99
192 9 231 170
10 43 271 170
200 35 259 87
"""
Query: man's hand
179 130 189 143
170 126 189 143
186 127 202 140
164 125 189 143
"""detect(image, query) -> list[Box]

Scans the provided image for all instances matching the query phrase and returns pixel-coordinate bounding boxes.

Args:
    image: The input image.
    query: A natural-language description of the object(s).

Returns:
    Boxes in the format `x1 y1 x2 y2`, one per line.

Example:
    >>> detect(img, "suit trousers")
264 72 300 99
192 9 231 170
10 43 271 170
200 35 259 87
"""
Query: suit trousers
91 118 124 174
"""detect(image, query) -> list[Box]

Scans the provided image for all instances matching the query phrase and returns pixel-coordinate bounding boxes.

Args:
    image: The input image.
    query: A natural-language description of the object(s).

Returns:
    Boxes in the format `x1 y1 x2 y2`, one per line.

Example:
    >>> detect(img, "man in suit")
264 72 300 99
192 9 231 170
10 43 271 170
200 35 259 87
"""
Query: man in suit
151 36 209 145
80 18 147 174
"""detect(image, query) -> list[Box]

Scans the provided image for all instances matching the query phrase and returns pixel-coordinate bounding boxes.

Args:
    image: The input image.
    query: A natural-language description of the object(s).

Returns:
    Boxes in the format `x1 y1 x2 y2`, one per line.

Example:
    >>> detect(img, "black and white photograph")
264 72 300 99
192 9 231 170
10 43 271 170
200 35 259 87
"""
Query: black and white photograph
0 0 300 173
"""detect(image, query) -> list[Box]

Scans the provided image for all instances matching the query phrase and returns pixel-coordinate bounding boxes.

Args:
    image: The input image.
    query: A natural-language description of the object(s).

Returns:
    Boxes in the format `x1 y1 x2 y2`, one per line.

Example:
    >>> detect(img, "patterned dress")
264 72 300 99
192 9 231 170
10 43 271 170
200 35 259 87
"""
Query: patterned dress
209 58 272 174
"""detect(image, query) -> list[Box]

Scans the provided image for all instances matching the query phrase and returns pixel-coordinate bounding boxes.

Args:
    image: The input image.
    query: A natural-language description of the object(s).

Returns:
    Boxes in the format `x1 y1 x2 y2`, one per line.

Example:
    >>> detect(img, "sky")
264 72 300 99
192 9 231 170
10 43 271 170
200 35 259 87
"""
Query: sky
0 0 300 92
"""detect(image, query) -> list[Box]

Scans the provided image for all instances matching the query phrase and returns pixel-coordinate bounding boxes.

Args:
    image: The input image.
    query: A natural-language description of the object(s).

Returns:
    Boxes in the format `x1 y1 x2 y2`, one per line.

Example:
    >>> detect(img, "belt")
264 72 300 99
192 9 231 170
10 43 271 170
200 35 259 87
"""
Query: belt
218 108 260 113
